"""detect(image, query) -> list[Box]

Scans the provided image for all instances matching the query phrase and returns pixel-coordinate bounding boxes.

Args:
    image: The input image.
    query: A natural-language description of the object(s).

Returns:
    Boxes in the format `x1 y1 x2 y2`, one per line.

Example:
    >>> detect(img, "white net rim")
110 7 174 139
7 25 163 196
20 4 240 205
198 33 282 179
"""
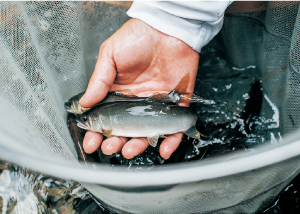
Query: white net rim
1 130 300 187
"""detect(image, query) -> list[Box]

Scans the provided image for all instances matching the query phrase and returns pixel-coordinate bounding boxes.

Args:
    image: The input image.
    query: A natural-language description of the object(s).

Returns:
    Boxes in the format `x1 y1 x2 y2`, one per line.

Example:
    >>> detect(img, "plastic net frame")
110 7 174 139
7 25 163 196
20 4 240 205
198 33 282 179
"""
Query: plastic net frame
0 1 300 213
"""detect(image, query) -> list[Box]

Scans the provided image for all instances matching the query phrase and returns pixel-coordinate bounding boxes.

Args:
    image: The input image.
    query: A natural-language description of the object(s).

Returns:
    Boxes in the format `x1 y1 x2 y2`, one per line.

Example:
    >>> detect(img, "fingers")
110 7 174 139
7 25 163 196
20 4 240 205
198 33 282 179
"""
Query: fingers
83 131 103 154
83 131 183 160
121 138 149 159
79 40 117 108
101 137 149 159
159 132 183 160
101 136 127 155
177 102 189 107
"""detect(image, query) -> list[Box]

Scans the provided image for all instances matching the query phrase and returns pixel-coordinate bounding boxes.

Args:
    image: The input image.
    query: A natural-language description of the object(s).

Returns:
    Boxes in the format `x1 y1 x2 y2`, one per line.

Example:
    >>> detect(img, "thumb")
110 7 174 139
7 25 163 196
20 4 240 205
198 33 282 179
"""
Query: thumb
79 41 116 108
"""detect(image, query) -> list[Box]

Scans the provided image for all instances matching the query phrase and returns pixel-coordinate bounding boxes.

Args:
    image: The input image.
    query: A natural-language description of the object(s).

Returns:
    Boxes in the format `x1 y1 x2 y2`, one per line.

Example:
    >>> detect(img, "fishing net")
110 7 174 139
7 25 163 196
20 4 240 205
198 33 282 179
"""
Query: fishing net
1 1 300 213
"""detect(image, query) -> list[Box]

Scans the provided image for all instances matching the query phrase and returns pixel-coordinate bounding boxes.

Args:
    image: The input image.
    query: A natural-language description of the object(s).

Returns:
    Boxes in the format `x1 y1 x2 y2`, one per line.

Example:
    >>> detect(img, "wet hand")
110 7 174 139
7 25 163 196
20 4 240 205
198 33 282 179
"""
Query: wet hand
79 18 199 160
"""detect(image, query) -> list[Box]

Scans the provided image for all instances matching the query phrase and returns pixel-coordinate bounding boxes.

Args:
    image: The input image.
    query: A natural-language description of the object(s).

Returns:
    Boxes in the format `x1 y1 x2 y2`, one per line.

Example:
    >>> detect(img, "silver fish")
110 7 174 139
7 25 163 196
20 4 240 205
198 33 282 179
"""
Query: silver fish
76 102 200 147
64 92 90 115
64 91 144 115
65 72 203 115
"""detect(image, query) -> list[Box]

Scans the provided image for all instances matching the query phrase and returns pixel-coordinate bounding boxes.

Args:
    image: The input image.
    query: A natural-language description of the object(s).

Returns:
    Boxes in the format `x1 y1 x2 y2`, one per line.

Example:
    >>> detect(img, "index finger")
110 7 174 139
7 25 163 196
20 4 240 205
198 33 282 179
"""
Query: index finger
79 40 116 108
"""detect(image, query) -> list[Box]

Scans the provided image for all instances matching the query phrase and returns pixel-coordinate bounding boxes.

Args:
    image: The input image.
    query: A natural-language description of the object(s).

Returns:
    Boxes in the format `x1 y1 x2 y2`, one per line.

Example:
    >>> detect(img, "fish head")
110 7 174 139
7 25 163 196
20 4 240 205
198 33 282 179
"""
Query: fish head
65 92 90 115
64 98 82 115
76 112 102 132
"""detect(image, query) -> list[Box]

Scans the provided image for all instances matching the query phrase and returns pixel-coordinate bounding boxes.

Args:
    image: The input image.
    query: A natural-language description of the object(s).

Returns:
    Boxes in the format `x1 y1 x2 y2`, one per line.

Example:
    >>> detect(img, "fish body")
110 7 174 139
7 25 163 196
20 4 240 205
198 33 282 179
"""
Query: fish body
76 101 200 147
65 72 203 115
65 91 147 115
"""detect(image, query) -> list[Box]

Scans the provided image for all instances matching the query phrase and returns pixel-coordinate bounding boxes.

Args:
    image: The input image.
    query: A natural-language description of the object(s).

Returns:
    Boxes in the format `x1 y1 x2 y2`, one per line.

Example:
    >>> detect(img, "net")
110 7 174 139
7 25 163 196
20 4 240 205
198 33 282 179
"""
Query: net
1 1 300 213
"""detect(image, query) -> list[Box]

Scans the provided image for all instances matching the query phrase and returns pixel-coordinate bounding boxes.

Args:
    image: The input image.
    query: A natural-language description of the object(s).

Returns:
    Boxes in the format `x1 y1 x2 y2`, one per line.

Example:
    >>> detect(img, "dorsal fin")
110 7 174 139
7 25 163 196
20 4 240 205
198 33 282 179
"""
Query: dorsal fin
174 72 190 94
111 89 137 97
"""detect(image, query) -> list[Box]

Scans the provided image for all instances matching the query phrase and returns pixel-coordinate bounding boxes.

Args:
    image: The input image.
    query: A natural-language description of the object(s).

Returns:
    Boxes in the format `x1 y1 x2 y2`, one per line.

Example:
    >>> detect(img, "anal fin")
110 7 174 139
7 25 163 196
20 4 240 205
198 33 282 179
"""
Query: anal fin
185 126 200 139
147 133 160 147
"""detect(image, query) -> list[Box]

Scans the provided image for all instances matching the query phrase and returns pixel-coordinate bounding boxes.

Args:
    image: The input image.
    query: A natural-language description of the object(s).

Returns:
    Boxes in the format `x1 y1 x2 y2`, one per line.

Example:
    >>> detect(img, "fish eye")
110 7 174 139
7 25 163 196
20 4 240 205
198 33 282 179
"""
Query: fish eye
82 116 87 122
66 100 72 106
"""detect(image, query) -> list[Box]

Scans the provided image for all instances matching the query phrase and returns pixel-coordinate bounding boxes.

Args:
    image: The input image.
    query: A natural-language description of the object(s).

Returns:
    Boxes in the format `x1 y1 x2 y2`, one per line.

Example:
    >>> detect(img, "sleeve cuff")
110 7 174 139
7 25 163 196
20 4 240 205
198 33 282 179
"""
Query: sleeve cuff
127 2 227 53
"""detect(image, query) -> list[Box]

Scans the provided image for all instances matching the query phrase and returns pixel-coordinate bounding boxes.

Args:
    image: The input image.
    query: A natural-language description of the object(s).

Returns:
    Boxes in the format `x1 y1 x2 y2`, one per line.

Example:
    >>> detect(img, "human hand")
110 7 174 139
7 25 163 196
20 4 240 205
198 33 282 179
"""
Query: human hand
79 18 199 160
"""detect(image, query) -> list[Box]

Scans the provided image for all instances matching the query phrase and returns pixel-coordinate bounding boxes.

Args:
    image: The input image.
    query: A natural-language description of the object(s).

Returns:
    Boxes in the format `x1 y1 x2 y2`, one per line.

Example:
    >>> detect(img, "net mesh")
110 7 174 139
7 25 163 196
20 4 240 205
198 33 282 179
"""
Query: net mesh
1 1 300 213
0 1 85 162
83 156 300 213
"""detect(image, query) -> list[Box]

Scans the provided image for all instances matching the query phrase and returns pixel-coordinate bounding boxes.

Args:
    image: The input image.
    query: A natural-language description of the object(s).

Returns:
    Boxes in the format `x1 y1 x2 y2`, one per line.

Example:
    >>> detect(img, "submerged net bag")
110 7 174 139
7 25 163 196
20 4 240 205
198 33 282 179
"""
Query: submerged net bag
1 1 300 213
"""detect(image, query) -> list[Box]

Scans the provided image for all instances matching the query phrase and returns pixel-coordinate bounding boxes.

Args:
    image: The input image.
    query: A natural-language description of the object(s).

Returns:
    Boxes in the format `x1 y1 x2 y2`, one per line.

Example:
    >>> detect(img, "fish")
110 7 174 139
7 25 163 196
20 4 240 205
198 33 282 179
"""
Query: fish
67 113 100 164
76 101 200 147
64 72 203 115
64 92 87 115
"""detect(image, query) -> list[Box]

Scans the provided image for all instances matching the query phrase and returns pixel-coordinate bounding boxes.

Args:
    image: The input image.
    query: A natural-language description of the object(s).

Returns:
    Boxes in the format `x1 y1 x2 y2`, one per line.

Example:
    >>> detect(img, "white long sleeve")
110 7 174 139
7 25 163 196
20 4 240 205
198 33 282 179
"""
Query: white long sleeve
127 1 233 53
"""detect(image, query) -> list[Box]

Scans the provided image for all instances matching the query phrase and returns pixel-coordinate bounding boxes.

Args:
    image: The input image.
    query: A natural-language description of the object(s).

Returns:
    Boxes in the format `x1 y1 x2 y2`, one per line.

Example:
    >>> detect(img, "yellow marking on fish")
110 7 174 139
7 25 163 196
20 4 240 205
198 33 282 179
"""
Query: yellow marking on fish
102 129 113 137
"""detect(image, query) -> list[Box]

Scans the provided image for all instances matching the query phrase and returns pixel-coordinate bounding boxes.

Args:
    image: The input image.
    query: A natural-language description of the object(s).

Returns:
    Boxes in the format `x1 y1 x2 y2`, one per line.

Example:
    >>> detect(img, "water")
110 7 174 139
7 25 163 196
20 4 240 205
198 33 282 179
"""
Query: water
0 42 288 213
0 160 109 214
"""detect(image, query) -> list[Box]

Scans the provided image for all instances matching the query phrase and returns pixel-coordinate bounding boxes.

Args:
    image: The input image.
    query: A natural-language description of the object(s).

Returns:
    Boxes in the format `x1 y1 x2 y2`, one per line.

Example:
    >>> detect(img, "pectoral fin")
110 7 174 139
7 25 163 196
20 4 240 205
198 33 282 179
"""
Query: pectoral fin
102 129 112 137
185 126 200 139
147 134 160 147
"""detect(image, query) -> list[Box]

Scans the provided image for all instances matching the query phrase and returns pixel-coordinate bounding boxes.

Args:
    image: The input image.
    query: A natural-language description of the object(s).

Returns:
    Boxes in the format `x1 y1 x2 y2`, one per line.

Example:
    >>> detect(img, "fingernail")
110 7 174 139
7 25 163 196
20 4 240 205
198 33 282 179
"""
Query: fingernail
164 156 170 160
102 151 113 155
81 107 90 113
79 96 84 104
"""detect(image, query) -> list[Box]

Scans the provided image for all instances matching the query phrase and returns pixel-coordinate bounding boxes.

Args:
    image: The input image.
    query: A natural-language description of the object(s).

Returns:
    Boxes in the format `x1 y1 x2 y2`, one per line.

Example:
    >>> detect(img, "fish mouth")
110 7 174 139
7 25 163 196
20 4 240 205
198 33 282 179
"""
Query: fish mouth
76 121 89 130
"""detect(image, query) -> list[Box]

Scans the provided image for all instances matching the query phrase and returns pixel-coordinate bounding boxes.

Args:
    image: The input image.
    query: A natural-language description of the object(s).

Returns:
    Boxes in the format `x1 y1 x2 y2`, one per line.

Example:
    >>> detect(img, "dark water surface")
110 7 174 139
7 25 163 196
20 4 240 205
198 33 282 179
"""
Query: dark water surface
0 43 295 213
